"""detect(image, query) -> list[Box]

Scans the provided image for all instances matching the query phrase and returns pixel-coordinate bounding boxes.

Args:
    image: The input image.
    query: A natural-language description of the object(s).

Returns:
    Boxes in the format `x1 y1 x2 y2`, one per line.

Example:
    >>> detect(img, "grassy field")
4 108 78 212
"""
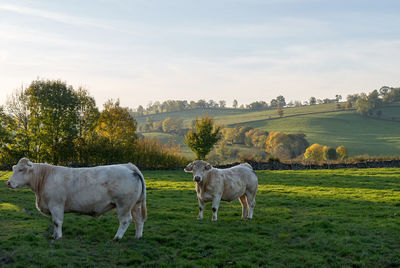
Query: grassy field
2 168 400 267
138 103 400 157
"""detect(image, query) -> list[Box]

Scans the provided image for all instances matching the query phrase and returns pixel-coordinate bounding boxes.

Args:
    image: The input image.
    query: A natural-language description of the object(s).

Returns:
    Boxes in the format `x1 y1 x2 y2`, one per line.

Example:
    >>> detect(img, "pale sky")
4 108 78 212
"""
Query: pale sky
1 0 400 109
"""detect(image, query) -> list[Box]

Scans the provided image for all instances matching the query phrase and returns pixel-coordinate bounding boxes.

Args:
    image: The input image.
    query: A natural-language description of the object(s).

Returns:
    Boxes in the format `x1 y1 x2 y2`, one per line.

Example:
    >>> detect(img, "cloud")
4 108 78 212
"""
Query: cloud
0 3 120 31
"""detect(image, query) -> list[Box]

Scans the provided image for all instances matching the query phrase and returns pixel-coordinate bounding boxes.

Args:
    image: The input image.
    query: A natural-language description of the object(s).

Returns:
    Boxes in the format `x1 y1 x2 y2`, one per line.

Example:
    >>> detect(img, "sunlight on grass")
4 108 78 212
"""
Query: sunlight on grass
0 202 21 211
0 171 11 181
259 184 400 203
147 180 194 191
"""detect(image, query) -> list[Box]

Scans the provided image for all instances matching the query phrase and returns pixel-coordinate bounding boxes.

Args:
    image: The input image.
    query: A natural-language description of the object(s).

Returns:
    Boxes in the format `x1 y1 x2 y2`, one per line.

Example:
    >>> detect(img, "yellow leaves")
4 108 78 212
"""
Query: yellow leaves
304 143 324 161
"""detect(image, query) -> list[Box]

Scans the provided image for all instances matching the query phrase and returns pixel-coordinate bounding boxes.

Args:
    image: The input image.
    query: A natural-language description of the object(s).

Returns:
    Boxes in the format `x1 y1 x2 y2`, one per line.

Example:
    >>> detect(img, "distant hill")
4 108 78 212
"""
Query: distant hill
135 103 400 158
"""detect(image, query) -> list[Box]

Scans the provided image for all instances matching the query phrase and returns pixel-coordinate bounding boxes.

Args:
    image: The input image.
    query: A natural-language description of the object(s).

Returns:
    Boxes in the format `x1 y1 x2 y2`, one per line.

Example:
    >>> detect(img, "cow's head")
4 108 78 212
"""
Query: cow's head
7 158 34 189
184 160 212 183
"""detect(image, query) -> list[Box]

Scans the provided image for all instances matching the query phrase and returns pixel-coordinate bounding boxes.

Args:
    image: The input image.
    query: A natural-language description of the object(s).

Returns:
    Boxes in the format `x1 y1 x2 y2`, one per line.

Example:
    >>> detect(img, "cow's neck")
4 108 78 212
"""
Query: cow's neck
29 164 51 195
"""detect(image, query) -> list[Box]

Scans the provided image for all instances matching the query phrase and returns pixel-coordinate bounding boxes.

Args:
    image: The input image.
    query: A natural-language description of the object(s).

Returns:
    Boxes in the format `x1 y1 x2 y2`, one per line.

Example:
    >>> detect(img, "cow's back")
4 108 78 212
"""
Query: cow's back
51 164 142 216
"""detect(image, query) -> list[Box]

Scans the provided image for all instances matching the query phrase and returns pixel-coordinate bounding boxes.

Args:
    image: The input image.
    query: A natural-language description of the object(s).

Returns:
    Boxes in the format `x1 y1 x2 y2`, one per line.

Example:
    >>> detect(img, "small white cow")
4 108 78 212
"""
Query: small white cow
7 158 147 240
184 160 258 221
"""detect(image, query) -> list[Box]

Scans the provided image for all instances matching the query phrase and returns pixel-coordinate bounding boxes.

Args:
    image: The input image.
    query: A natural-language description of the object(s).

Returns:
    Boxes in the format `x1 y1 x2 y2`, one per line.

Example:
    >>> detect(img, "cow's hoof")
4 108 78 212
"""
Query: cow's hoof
113 237 122 242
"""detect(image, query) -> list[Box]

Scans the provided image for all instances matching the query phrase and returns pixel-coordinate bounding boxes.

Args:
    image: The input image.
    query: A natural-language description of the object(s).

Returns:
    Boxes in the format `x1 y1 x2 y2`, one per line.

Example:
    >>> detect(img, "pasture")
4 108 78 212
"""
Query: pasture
138 103 400 157
1 168 400 267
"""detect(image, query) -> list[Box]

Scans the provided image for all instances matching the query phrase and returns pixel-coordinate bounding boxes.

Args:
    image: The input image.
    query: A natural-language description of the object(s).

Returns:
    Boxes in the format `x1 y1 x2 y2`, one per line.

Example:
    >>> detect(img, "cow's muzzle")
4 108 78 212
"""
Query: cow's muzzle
194 176 202 183
6 181 13 189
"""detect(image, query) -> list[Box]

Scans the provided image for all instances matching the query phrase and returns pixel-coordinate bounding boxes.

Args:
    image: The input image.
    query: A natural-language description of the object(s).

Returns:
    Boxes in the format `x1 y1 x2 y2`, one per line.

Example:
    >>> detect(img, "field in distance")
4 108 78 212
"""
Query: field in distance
137 103 400 158
1 168 400 267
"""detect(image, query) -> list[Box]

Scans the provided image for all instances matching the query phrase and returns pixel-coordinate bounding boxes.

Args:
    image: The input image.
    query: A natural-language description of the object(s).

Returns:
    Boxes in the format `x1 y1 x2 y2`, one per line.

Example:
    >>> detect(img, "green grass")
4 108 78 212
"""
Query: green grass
2 168 400 267
137 103 400 157
241 111 400 156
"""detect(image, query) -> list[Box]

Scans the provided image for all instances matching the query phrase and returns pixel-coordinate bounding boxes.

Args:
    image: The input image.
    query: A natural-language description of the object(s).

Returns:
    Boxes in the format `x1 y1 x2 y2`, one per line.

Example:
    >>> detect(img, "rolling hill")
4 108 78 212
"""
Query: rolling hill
135 103 400 159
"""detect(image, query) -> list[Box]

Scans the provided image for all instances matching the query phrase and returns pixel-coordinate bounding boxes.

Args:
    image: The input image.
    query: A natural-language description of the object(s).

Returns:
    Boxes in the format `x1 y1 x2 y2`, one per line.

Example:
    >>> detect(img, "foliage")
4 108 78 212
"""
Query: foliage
304 143 325 162
265 132 309 159
25 79 79 164
323 146 337 161
1 80 188 169
184 116 222 160
2 168 400 267
277 106 283 117
336 145 348 161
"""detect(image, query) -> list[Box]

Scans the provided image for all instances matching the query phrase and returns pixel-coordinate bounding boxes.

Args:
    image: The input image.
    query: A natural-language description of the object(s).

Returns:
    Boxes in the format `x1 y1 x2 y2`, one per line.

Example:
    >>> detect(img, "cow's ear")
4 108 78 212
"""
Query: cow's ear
184 162 193 172
205 163 212 170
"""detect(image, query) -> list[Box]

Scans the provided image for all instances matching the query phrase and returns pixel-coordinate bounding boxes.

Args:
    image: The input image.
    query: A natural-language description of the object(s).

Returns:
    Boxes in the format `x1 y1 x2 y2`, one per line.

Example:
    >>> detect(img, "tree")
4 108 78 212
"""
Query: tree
276 95 286 107
74 88 100 165
323 146 337 162
277 106 284 117
5 87 32 160
309 97 316 105
219 100 226 108
345 100 352 109
336 145 348 161
184 116 221 159
265 132 309 159
233 99 238 109
304 144 324 162
96 99 137 163
0 106 14 165
355 93 370 117
25 79 79 164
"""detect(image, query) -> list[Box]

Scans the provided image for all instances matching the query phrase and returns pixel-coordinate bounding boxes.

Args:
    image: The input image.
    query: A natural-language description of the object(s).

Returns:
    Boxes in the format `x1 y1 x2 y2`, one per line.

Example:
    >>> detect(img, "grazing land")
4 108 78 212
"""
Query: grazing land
138 103 400 157
1 168 400 267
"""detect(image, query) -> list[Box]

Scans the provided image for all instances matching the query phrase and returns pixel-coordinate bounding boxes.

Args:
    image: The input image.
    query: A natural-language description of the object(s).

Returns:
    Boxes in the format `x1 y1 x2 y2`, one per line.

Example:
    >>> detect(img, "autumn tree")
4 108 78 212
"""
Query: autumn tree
277 106 284 117
185 116 221 159
304 143 324 162
73 88 100 165
96 99 137 163
336 145 348 161
265 132 309 159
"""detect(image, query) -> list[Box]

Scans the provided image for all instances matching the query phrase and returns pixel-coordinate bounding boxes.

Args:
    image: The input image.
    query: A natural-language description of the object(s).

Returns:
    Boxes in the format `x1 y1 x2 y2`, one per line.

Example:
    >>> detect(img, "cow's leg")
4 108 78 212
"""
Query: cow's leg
198 198 205 220
239 195 249 219
211 197 221 221
131 201 144 239
49 206 64 240
114 204 133 241
246 192 256 219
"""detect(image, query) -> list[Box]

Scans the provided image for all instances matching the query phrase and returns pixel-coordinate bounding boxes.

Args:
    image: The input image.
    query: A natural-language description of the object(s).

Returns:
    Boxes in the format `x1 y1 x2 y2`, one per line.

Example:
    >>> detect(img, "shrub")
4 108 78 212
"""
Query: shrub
304 144 324 162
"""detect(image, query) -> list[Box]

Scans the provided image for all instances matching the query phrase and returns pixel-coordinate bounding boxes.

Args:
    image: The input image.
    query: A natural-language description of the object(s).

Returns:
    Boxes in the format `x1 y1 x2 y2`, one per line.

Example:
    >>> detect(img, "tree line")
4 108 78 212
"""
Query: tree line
0 79 187 168
348 86 400 118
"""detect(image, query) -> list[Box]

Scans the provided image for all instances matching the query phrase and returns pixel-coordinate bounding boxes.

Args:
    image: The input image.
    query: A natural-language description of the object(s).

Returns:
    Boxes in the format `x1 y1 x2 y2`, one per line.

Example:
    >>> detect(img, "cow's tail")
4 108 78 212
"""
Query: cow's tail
128 163 147 221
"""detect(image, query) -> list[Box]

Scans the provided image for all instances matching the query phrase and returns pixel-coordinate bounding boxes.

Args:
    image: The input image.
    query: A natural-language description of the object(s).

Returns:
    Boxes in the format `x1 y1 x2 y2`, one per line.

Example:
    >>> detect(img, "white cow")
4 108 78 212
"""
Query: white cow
184 160 258 221
7 158 147 240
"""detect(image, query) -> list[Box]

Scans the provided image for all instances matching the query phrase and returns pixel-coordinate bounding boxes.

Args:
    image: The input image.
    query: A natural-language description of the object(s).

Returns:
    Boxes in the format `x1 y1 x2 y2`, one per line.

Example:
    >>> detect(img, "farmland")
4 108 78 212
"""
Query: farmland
1 168 400 267
137 103 400 158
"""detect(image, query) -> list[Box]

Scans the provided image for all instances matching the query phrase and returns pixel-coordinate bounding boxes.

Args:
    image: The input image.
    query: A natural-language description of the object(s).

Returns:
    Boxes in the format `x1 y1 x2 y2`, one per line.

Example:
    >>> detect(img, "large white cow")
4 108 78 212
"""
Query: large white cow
184 160 258 221
7 158 147 240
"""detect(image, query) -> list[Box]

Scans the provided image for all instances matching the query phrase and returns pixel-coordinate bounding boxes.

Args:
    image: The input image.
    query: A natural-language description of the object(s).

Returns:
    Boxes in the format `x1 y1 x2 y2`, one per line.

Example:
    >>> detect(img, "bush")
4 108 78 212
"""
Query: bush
304 144 325 162
265 132 309 159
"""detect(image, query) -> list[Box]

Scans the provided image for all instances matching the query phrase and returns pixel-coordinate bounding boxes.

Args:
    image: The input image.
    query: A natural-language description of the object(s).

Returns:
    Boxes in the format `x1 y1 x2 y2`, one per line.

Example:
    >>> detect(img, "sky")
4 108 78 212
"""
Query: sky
1 0 400 109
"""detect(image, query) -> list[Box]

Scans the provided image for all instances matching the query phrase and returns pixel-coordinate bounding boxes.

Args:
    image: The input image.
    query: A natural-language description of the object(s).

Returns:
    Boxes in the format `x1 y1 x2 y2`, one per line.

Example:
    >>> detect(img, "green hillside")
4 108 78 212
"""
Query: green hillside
137 103 400 158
